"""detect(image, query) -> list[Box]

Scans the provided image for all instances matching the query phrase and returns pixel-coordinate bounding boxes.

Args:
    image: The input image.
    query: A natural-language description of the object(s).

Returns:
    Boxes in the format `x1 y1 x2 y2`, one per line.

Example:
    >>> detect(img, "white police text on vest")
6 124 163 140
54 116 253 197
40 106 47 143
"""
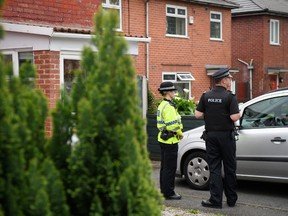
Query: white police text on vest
207 98 222 103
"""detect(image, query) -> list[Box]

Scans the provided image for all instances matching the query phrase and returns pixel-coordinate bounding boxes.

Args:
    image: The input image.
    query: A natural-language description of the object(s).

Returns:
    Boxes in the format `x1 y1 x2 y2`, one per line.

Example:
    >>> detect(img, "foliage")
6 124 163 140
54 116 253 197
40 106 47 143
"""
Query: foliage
187 209 200 214
0 56 69 215
47 90 73 188
148 88 196 115
147 88 160 114
173 95 196 115
49 8 162 216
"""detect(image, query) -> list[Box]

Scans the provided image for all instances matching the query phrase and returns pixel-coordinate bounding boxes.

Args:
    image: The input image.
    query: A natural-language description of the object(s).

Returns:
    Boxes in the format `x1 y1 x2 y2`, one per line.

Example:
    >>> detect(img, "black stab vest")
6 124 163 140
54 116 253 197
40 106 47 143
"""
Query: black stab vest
203 88 234 131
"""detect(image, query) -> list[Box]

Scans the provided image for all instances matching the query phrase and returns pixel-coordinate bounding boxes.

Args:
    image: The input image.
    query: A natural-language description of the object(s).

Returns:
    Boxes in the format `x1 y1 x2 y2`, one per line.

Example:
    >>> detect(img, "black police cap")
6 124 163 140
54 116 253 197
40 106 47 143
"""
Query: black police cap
212 68 232 80
158 81 177 92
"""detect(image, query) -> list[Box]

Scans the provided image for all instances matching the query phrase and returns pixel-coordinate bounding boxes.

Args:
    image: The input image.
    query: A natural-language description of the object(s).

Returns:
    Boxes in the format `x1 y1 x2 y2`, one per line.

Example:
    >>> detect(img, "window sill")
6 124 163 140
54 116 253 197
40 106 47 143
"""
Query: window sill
166 34 189 39
210 38 224 42
270 43 280 46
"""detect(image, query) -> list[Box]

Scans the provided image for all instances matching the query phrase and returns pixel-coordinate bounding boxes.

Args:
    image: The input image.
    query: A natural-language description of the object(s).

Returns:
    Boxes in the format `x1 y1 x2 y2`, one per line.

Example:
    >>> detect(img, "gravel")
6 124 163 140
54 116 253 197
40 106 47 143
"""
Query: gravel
162 206 214 216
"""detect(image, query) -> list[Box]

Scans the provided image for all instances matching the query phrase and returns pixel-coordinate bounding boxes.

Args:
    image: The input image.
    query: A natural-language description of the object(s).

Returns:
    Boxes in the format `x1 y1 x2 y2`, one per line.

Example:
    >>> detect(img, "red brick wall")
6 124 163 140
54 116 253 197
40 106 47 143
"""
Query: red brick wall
122 0 146 36
34 50 60 137
122 0 147 83
2 0 101 28
231 16 264 101
263 15 288 91
232 15 288 101
34 50 60 109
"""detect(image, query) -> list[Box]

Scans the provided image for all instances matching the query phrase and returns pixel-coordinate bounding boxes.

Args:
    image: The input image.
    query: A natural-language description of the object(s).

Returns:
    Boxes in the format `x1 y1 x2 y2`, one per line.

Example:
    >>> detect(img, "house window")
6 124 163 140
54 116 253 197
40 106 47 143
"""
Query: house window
2 54 13 65
270 19 280 45
18 52 33 66
210 11 222 40
166 5 187 37
162 72 195 98
163 73 177 82
2 50 33 77
60 52 81 95
102 0 122 30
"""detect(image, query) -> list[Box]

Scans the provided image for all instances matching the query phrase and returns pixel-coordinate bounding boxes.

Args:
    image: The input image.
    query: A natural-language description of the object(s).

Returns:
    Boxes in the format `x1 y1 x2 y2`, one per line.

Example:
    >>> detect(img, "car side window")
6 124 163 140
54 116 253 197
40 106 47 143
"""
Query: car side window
241 96 288 129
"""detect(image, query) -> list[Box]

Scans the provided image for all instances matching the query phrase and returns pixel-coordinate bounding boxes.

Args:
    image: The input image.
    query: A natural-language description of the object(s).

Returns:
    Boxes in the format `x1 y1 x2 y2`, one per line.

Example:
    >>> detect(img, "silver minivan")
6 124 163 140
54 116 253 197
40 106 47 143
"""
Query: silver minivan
176 89 288 189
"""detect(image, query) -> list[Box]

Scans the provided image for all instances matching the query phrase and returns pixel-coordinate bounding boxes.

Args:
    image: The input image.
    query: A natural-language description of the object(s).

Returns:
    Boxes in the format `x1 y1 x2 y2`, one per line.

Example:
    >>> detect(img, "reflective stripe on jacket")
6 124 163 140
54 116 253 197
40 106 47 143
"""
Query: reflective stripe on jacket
157 100 183 144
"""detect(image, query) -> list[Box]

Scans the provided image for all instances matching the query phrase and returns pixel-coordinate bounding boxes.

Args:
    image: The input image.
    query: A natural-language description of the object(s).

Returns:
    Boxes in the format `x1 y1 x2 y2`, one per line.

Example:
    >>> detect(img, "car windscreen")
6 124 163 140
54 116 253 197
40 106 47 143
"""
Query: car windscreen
241 96 288 128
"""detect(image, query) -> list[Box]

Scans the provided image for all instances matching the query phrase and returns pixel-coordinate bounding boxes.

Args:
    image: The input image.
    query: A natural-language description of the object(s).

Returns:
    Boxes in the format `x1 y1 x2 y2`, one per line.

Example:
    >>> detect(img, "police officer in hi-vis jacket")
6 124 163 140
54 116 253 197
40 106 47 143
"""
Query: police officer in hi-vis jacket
157 81 183 200
195 68 240 209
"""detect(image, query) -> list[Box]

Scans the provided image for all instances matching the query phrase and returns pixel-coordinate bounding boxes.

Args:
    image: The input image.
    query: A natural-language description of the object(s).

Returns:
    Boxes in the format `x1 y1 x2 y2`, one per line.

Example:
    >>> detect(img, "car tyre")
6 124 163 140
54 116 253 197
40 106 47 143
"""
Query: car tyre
183 151 210 190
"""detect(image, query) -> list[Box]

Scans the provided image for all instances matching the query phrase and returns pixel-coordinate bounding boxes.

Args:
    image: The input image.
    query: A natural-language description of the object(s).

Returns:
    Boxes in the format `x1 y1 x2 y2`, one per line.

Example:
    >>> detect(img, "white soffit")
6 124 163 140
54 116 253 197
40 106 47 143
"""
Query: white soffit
50 32 94 52
0 22 53 50
268 68 288 74
0 31 50 50
0 22 150 55
1 22 54 35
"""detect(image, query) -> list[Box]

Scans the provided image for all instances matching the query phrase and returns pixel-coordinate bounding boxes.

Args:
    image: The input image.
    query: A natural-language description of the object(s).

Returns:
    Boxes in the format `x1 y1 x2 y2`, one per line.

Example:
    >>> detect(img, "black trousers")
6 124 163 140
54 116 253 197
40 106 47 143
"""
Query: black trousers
159 142 178 197
205 131 238 205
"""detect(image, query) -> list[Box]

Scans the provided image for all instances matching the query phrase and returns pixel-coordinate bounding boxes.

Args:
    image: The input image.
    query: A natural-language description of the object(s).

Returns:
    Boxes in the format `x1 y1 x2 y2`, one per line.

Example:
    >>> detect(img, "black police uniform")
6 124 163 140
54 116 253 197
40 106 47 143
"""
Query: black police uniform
196 70 239 207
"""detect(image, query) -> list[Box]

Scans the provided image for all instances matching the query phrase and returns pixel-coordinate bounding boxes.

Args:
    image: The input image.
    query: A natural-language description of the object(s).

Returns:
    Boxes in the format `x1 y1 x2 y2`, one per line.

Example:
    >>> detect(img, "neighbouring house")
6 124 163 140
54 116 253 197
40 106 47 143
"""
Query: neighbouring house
143 0 238 102
0 0 239 135
230 0 288 102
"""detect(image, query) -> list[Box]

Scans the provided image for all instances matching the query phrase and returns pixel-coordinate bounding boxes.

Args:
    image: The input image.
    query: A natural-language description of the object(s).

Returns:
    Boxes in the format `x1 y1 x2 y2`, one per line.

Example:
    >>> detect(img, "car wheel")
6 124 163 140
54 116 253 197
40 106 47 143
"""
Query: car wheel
183 152 210 190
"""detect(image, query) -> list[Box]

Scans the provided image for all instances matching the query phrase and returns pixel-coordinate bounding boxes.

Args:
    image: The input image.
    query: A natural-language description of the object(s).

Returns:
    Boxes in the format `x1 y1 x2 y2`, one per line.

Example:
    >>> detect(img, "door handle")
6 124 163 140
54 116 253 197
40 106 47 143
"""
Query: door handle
271 137 286 143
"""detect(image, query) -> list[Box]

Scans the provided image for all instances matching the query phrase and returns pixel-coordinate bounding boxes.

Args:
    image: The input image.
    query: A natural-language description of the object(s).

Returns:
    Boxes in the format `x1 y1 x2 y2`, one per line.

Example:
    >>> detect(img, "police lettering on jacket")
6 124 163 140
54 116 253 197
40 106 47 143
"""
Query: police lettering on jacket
207 98 222 103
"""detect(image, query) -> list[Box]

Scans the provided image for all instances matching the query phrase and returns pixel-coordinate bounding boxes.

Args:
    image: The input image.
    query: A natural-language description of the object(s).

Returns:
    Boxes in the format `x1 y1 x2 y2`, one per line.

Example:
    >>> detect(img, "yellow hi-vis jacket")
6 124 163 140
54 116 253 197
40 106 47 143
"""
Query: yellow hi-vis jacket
157 99 183 144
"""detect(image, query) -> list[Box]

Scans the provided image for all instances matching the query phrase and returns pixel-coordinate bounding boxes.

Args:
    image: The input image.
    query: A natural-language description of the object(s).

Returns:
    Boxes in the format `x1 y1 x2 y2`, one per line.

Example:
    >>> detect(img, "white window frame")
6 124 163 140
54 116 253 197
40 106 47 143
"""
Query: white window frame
162 72 194 98
60 51 81 90
166 4 188 38
2 49 33 77
177 73 195 81
102 0 122 31
210 11 222 40
270 19 280 45
162 72 177 82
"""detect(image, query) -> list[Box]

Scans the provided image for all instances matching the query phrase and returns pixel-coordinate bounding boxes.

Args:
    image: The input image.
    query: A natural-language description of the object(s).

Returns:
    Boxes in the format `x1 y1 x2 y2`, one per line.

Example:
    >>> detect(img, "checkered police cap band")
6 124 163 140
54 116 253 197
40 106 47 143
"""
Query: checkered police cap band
159 86 176 91
158 81 177 91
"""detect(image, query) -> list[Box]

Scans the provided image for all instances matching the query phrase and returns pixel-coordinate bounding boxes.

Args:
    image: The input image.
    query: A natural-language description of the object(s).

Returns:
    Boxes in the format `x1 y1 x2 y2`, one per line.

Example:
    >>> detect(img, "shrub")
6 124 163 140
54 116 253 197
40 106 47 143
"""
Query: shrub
0 58 68 216
172 96 196 115
49 8 162 215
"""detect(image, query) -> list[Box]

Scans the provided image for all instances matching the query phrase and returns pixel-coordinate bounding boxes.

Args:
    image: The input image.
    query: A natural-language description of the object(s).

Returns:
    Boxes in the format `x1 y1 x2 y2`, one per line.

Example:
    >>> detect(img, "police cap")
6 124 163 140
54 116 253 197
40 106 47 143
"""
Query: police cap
158 81 177 92
212 68 232 80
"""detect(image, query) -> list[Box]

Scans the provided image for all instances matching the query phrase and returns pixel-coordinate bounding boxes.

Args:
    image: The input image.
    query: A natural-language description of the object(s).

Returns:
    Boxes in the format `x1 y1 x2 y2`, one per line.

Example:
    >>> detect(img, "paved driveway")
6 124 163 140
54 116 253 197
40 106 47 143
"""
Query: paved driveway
151 160 288 216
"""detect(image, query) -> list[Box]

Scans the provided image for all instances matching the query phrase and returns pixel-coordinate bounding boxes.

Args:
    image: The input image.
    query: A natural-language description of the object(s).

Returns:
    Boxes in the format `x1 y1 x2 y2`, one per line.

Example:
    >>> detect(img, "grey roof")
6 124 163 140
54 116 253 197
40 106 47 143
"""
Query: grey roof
230 0 288 16
182 0 239 9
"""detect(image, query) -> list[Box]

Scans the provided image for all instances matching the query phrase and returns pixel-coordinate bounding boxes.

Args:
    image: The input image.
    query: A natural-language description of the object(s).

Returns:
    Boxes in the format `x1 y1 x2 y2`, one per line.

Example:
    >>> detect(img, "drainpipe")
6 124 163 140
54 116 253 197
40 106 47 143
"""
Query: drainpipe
145 0 149 80
238 59 254 99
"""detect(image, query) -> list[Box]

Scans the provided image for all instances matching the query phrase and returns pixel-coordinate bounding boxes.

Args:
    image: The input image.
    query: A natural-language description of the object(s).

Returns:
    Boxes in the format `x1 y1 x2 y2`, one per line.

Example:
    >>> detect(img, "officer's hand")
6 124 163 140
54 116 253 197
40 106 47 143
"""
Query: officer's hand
176 134 183 140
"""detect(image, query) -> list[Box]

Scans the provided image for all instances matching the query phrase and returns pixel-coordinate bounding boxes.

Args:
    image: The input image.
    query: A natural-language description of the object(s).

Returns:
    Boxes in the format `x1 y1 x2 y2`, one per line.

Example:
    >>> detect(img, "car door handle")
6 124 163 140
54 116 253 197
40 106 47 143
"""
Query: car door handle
271 137 286 143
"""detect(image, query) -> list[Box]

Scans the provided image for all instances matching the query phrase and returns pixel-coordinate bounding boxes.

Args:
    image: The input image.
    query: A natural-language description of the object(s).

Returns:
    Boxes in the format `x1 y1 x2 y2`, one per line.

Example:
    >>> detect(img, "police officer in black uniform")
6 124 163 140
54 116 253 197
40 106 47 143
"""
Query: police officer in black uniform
195 68 240 209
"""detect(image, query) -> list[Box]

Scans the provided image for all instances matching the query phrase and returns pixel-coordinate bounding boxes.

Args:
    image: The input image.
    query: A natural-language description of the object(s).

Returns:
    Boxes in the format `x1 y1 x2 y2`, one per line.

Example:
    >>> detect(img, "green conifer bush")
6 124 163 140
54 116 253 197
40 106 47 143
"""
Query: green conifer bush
64 9 162 215
0 57 69 216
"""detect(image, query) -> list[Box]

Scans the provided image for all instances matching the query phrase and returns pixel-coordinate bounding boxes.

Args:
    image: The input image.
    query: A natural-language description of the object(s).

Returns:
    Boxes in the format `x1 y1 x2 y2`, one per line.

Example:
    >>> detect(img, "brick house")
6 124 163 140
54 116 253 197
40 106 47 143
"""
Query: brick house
0 0 152 135
142 0 238 101
0 0 238 134
230 0 288 102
